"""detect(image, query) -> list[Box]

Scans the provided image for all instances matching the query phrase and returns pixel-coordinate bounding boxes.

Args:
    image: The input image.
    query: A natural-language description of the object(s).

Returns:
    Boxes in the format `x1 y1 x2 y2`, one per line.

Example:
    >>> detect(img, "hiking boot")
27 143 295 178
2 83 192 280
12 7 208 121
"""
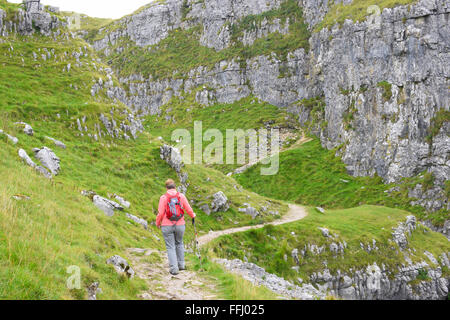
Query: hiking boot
170 270 179 276
179 266 186 271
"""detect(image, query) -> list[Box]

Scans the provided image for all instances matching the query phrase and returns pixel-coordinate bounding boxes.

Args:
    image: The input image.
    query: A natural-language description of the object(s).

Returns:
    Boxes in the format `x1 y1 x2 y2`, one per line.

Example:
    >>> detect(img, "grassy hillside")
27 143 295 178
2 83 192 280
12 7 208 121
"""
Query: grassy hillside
236 139 449 226
0 11 289 299
144 92 299 174
208 205 450 284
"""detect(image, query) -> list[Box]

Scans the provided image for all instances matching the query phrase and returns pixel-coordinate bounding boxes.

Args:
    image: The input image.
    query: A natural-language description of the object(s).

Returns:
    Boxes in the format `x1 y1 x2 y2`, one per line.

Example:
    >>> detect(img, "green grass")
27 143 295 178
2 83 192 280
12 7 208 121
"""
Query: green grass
0 142 152 299
208 206 450 284
93 0 310 80
236 139 449 226
377 81 393 102
315 0 418 31
144 92 298 174
0 34 124 124
188 255 279 300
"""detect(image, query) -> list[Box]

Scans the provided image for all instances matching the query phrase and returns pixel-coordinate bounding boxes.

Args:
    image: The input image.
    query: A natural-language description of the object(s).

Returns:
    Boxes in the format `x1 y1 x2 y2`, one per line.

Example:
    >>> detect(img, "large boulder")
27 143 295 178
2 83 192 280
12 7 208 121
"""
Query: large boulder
238 203 259 219
106 255 135 279
18 149 52 178
33 147 60 175
160 144 184 173
211 191 230 213
93 195 123 217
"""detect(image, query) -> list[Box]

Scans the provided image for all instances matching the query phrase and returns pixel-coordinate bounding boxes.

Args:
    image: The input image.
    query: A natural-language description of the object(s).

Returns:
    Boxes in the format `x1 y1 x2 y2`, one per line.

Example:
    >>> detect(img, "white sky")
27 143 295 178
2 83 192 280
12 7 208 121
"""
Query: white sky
8 0 154 19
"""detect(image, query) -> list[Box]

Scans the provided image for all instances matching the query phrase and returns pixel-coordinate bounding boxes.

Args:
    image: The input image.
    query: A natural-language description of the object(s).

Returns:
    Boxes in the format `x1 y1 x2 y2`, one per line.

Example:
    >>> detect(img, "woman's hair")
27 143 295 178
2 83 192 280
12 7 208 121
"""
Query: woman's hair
165 179 176 190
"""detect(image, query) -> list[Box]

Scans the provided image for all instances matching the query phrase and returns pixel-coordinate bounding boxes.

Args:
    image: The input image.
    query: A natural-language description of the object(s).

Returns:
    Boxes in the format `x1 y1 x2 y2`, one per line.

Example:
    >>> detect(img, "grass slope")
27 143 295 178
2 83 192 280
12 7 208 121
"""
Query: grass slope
236 139 449 226
208 206 450 284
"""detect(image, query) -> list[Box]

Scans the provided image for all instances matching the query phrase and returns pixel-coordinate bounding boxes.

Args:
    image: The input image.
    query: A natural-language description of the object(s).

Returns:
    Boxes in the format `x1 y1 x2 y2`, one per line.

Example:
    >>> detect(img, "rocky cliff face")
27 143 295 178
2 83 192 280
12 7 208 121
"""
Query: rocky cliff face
0 5 62 37
89 0 449 214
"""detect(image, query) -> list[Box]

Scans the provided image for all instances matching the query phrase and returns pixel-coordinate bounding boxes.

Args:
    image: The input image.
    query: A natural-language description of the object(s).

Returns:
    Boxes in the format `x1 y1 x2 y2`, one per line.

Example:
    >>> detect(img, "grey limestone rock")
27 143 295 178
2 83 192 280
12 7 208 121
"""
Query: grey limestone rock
93 195 123 217
211 191 230 213
106 255 135 279
126 213 148 230
33 147 60 175
160 144 184 173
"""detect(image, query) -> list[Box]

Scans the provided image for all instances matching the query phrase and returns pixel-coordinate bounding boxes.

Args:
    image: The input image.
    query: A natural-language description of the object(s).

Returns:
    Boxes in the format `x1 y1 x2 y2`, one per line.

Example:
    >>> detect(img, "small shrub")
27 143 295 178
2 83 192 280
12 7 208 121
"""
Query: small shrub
377 81 393 102
417 268 429 281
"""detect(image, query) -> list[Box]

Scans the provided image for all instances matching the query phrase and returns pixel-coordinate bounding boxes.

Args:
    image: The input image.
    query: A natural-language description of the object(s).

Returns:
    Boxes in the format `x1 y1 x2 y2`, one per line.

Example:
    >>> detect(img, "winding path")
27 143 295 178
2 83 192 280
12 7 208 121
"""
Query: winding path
198 204 308 247
127 204 308 300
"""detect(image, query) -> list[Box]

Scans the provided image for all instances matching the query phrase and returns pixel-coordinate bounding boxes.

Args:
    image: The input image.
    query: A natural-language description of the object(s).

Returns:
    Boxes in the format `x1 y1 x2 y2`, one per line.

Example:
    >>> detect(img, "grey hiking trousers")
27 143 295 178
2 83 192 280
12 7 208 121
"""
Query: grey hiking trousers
161 224 186 274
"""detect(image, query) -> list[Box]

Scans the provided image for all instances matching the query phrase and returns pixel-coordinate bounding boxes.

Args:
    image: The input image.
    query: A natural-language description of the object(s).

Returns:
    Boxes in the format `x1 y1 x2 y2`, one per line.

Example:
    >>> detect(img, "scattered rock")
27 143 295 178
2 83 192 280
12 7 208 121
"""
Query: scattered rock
111 194 131 209
199 203 211 216
238 203 259 219
211 191 229 213
318 227 330 238
12 195 31 201
81 190 97 200
316 207 325 214
0 129 18 144
291 249 300 265
106 255 135 279
392 216 417 250
87 282 101 300
18 148 52 178
93 195 123 217
45 136 66 149
126 213 148 230
33 147 61 175
15 122 33 136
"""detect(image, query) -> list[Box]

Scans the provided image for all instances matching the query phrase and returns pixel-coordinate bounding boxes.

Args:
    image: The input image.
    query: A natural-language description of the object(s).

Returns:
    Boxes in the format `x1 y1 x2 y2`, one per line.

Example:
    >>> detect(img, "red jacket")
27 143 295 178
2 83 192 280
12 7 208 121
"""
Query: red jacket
156 189 196 227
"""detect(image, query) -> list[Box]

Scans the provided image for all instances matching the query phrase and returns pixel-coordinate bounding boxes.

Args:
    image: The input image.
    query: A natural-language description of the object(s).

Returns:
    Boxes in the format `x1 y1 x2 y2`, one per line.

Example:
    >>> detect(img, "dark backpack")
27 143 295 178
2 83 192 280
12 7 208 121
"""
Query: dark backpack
165 192 185 222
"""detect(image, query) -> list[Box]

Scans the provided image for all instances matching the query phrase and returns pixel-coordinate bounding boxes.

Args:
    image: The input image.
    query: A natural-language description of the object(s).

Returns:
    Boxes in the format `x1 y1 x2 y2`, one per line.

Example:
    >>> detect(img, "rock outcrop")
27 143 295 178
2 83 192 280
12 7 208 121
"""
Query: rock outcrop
18 148 52 178
93 195 124 217
0 4 62 37
160 144 184 173
211 191 230 213
106 255 135 279
215 258 326 300
33 147 61 176
309 259 449 300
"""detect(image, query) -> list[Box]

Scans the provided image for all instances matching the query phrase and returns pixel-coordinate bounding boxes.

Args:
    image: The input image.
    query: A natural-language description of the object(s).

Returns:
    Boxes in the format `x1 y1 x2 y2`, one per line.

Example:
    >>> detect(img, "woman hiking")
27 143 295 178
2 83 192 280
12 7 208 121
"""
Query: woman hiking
156 179 196 275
